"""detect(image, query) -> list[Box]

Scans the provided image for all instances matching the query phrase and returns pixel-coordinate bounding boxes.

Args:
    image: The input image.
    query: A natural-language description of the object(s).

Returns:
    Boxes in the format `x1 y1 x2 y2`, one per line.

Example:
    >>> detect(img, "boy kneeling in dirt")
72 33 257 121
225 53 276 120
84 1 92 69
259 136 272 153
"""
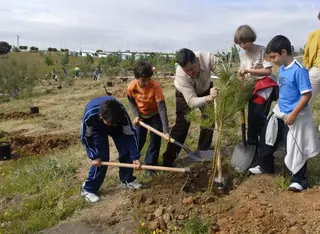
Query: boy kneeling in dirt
80 96 142 203
249 35 320 192
127 61 169 176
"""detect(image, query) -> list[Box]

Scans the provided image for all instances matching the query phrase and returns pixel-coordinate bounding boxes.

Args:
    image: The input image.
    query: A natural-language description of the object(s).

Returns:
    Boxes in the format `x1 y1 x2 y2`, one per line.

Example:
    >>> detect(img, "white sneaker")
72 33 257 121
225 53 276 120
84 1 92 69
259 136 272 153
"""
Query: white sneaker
288 183 303 192
120 180 142 189
248 165 265 174
81 190 100 203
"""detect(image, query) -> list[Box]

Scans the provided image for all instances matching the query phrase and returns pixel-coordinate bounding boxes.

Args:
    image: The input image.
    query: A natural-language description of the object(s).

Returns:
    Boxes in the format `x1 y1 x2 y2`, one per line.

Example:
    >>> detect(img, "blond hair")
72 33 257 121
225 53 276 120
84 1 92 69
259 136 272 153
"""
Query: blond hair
234 25 257 44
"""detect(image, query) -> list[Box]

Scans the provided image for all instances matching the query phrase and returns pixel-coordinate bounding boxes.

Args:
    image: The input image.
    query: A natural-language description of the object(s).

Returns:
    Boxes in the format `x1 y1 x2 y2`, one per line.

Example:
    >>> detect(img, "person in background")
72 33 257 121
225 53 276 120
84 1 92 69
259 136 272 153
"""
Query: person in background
74 65 80 79
127 61 169 176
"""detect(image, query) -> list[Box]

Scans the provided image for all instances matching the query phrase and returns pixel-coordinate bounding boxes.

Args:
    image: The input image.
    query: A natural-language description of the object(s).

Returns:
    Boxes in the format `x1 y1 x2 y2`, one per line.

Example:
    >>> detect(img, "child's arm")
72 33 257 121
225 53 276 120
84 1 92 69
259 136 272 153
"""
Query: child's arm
245 67 272 76
154 86 170 134
157 100 169 134
80 117 100 160
127 95 140 123
284 92 312 125
126 86 140 124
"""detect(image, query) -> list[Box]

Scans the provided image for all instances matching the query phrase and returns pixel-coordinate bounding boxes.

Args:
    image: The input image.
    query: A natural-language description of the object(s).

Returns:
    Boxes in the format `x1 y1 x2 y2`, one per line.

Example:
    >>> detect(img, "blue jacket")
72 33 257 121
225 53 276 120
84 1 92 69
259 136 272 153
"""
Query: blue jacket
80 96 140 161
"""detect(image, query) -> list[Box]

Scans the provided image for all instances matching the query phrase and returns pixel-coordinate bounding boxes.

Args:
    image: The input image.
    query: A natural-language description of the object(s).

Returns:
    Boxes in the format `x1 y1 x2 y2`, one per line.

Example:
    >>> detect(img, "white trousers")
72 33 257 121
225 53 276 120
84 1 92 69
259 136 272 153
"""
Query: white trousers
309 67 320 104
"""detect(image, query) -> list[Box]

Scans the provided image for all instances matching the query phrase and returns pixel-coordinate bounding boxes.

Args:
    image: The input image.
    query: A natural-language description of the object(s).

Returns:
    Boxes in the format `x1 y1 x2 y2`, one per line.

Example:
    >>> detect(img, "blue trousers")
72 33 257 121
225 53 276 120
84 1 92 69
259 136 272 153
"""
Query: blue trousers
83 134 136 194
134 114 162 166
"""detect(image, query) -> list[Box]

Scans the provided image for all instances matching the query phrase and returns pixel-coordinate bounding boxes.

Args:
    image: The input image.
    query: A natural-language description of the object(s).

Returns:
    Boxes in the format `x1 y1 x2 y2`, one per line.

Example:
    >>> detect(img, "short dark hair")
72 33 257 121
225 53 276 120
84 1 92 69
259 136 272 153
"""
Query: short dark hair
234 25 257 44
176 48 196 67
318 12 320 20
99 99 122 125
266 35 292 55
133 61 153 78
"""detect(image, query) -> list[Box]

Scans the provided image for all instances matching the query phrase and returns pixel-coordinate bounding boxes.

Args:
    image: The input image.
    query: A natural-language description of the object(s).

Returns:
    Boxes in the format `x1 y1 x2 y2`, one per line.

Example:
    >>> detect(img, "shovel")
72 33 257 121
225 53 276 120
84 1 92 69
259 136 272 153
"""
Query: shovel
100 161 190 173
231 108 256 172
138 121 211 162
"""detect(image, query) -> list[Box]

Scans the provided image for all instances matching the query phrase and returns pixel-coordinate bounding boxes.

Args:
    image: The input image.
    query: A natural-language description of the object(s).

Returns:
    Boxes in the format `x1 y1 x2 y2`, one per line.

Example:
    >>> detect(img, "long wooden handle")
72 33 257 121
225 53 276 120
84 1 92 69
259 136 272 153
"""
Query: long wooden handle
139 121 174 143
240 108 245 124
100 161 190 173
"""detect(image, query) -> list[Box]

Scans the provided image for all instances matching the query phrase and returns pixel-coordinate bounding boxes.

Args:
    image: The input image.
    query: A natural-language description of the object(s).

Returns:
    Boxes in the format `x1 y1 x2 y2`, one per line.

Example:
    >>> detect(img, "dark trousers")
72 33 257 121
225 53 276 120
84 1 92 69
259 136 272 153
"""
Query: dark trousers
135 113 162 166
162 83 214 166
247 96 273 146
259 113 308 188
83 133 136 194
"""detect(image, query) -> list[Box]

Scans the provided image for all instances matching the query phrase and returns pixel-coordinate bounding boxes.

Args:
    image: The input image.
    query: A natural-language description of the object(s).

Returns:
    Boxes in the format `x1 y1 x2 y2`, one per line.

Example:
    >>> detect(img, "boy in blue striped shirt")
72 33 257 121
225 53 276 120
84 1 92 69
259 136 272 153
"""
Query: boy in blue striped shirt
249 35 320 192
80 96 142 202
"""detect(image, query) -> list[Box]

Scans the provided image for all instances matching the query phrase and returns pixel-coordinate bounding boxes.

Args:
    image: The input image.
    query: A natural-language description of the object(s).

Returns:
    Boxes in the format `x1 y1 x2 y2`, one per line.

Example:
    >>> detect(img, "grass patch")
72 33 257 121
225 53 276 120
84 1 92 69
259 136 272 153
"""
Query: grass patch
0 154 87 233
181 217 216 234
275 175 291 190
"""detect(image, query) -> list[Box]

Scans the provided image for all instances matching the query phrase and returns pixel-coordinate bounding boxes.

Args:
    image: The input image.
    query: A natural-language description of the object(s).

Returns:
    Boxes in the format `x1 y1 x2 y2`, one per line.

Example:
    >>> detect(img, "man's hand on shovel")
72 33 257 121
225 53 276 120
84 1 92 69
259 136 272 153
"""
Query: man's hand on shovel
133 117 141 125
91 158 102 167
133 159 142 170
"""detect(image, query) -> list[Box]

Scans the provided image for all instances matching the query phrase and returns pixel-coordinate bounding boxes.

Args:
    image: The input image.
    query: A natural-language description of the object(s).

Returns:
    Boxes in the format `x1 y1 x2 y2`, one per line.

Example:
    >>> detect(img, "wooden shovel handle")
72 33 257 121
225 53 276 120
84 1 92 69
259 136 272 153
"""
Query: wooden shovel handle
240 108 246 124
139 121 174 143
100 161 190 173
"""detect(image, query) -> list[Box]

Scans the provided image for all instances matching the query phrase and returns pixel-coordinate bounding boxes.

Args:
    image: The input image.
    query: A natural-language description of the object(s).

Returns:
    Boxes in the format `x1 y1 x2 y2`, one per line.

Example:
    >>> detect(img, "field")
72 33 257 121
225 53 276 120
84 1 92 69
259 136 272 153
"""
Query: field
1 52 320 234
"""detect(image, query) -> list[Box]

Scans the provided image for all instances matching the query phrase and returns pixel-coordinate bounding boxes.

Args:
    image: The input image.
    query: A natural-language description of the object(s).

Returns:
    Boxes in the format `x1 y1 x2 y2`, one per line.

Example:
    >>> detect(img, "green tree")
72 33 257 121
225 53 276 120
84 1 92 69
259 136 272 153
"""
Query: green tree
48 47 53 52
45 56 54 66
84 54 94 64
52 48 58 52
60 54 69 66
0 41 11 55
96 49 103 53
0 59 38 99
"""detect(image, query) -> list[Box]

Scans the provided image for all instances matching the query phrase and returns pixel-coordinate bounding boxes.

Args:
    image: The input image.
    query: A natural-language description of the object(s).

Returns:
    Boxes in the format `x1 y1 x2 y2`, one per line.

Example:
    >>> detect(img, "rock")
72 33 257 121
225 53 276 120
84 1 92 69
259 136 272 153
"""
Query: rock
144 205 155 213
259 200 268 206
163 213 171 224
313 203 320 211
217 218 229 229
299 220 307 226
138 194 146 203
254 209 265 218
205 195 215 204
147 213 154 221
158 218 166 231
178 215 185 220
281 227 288 234
167 205 175 213
288 226 306 234
248 194 257 200
148 220 160 231
182 197 194 205
145 197 154 205
107 217 120 226
288 218 297 227
154 207 164 218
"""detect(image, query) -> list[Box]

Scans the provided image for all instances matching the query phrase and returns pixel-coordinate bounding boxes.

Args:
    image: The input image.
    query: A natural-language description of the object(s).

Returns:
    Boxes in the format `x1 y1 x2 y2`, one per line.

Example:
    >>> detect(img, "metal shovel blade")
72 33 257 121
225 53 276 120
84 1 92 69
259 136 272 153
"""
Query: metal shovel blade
186 150 214 162
231 143 256 172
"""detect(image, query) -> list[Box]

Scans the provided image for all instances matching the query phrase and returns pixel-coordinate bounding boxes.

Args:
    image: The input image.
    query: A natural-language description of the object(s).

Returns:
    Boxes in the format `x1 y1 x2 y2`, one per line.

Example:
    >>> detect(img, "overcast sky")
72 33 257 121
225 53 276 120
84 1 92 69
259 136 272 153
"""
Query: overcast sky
0 0 319 53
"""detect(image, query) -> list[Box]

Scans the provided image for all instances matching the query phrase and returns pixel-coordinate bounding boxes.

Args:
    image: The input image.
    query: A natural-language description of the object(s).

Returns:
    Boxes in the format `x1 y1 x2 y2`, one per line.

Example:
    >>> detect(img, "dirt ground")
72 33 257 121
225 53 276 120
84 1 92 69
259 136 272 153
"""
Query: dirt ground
0 111 42 120
10 133 79 156
41 163 320 234
2 79 320 234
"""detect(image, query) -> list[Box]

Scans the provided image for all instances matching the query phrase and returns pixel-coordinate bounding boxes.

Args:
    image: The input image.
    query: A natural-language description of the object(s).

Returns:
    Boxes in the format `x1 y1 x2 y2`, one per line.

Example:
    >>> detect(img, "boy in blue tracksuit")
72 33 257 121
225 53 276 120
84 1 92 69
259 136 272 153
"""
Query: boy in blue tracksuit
80 96 142 203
